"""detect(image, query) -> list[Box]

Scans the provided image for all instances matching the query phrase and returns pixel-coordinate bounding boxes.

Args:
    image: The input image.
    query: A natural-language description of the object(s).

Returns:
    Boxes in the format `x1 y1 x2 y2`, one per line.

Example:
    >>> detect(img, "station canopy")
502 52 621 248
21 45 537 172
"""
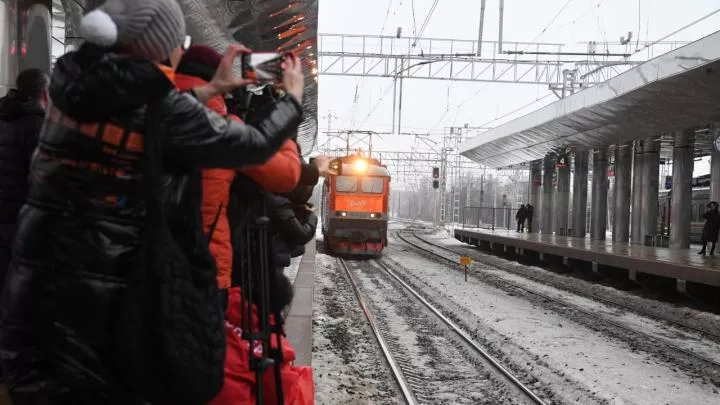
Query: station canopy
460 30 720 169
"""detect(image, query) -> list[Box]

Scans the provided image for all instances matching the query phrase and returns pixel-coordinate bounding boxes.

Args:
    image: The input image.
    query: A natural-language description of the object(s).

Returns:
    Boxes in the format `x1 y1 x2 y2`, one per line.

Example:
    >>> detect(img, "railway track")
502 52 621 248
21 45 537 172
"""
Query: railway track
338 257 548 405
396 230 720 371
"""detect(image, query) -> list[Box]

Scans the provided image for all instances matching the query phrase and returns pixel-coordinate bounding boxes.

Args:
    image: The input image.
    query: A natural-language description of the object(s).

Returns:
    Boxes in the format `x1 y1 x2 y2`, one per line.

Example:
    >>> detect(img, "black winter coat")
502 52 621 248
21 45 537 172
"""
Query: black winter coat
268 193 317 247
0 44 302 403
0 91 44 241
702 209 720 242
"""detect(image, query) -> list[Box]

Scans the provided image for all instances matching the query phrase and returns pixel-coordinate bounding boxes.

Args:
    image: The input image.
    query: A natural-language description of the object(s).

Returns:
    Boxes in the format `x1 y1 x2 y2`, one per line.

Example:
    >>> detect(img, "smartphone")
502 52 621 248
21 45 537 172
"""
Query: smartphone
241 52 293 83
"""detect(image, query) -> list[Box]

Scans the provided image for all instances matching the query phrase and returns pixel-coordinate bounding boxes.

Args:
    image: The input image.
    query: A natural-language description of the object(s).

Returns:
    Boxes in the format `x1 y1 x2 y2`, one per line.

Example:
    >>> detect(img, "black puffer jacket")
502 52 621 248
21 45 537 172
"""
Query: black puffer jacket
702 208 720 242
0 90 43 232
269 194 317 247
0 44 302 403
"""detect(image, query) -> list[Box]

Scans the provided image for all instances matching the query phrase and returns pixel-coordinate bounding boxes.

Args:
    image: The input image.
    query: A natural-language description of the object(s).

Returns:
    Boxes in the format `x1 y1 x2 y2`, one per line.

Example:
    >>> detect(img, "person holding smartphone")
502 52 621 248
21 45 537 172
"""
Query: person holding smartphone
0 0 304 403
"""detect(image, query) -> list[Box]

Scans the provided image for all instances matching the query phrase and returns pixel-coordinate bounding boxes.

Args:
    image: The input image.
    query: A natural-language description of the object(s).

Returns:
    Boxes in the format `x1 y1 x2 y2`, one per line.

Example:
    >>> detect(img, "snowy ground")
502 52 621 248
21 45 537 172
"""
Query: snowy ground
311 253 403 405
386 233 720 404
348 259 533 404
430 229 720 338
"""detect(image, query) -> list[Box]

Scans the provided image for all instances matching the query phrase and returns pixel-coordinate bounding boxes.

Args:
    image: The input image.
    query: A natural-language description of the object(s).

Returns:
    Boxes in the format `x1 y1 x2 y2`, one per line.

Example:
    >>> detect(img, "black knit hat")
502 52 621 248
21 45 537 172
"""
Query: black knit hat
176 45 223 82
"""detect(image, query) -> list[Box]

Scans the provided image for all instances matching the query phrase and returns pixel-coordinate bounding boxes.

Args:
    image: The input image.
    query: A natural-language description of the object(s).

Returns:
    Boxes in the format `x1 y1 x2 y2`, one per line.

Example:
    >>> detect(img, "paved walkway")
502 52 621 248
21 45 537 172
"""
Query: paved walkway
285 239 317 365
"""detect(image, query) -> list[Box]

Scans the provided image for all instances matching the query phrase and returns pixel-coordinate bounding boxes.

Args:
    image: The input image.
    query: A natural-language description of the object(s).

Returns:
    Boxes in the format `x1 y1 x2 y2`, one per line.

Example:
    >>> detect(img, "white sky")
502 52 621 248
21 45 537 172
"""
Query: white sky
317 0 720 161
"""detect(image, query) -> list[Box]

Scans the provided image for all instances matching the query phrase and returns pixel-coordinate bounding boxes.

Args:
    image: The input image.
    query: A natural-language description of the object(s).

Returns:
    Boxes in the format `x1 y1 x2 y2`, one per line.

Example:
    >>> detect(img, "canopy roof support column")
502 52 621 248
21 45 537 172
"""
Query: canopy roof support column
529 160 542 233
555 155 571 236
591 148 609 241
670 130 694 249
640 138 660 244
541 153 555 235
572 151 589 238
631 140 645 244
613 142 632 243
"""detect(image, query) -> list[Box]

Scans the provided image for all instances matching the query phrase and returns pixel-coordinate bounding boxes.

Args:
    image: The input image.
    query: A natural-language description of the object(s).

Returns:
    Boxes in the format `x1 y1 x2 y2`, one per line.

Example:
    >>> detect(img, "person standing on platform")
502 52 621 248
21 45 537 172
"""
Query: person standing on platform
515 204 527 232
699 201 720 256
0 69 49 284
525 203 534 233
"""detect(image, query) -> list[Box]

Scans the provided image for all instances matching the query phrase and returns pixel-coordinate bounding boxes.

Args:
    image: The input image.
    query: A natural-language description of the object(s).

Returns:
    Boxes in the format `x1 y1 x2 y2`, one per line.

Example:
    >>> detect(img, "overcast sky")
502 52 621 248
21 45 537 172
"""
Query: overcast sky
316 0 720 160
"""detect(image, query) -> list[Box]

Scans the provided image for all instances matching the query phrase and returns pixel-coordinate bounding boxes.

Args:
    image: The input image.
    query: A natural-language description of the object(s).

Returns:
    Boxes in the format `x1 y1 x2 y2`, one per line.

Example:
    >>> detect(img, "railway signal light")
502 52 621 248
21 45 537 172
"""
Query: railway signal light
432 167 439 179
433 180 439 189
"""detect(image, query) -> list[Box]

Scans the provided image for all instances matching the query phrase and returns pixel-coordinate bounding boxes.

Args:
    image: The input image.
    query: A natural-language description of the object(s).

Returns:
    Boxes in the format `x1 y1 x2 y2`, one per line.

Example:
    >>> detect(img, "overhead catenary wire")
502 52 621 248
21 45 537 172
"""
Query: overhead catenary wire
632 6 720 55
357 0 442 133
520 0 575 52
348 0 397 129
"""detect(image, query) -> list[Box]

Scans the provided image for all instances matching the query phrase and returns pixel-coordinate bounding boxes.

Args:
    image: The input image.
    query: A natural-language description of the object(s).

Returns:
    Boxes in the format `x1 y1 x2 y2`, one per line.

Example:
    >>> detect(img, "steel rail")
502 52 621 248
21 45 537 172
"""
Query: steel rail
371 260 548 404
337 258 419 405
397 231 720 370
410 231 720 343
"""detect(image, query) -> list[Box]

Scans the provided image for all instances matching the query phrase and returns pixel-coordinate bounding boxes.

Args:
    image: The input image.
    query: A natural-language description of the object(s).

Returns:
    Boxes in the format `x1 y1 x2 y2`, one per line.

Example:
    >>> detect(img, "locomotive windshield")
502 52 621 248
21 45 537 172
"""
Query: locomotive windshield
361 177 384 194
335 176 358 193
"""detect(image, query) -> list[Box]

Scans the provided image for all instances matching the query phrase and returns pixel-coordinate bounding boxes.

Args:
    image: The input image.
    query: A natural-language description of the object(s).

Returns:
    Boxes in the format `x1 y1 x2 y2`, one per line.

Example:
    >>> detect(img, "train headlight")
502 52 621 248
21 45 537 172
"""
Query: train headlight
337 212 347 217
370 213 376 218
370 213 381 218
353 159 368 173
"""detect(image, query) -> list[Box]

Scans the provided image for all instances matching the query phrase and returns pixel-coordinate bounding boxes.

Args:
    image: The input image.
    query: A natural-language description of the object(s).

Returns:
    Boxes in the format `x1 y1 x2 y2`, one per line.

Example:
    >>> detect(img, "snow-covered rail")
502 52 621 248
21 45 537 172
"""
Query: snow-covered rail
339 256 548 404
338 258 420 405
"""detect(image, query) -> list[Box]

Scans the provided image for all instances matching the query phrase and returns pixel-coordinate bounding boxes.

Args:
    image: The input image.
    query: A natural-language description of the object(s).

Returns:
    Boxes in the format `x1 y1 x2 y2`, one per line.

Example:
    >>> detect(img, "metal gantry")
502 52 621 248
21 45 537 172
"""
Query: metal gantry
318 33 648 87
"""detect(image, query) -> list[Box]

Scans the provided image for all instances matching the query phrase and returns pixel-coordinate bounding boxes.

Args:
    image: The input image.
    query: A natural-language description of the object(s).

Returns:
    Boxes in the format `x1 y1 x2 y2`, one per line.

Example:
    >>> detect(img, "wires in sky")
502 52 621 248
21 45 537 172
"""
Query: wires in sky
348 0 396 129
410 0 440 53
521 0 575 51
356 0 442 130
633 7 720 55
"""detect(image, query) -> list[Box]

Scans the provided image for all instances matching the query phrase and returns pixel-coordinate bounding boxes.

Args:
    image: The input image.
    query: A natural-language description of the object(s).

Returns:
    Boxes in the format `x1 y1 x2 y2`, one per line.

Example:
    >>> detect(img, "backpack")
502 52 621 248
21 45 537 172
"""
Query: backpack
114 98 226 405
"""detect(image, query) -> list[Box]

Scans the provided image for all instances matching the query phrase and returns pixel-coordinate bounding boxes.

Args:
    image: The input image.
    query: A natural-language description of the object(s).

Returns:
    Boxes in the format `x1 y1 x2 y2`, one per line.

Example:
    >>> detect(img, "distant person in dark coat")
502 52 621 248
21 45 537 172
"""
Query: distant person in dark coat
516 204 527 232
525 204 535 233
0 69 49 283
699 201 720 256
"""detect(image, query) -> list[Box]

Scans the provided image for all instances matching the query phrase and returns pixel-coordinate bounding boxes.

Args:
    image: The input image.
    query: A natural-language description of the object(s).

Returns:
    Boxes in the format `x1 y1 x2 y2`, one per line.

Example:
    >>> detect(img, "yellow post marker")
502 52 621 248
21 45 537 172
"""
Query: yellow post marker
460 256 472 281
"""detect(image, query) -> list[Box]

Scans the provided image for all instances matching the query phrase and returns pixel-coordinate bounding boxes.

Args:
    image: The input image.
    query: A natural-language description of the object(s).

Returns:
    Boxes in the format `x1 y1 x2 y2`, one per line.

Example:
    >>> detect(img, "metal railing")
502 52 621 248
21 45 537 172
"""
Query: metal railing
461 206 518 231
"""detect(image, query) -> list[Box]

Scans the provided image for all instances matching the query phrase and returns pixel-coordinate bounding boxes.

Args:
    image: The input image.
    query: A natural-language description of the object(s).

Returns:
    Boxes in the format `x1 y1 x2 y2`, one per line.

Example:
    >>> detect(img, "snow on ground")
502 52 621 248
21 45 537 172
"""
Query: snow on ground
312 253 402 405
432 232 720 338
384 242 720 405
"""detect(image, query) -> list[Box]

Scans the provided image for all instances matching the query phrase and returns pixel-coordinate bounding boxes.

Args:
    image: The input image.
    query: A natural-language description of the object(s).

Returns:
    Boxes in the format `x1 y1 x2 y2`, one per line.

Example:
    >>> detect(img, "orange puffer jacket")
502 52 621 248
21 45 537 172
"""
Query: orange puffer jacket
175 73 301 289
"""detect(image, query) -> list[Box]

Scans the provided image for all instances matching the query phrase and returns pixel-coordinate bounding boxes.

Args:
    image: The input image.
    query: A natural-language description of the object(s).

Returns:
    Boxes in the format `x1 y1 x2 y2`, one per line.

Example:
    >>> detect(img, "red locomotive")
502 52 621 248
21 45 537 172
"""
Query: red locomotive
321 154 391 256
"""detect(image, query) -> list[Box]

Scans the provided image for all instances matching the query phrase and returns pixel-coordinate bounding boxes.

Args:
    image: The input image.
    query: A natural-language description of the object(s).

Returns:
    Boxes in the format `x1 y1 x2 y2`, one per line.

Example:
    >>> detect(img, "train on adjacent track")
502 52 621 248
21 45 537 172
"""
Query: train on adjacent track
321 154 391 256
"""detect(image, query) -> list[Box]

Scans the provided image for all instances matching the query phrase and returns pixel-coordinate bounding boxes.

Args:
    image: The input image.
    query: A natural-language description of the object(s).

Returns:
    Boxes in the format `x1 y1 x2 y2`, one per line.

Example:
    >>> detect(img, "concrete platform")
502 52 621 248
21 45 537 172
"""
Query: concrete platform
455 228 720 289
285 239 317 366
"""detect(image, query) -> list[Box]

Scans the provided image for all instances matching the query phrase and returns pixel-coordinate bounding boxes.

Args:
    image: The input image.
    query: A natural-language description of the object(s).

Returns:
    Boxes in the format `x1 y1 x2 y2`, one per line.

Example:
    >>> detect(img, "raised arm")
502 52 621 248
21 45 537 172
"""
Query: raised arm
163 45 305 168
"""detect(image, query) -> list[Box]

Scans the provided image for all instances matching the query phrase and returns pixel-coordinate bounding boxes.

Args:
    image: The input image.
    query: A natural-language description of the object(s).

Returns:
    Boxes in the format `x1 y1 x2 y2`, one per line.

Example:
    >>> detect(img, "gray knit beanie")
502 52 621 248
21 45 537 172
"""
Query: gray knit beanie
80 0 186 61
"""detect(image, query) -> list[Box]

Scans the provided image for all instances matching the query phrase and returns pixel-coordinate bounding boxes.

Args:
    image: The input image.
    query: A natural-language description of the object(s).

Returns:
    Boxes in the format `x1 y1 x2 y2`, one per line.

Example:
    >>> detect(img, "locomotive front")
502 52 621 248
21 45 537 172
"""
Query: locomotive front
321 155 391 256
